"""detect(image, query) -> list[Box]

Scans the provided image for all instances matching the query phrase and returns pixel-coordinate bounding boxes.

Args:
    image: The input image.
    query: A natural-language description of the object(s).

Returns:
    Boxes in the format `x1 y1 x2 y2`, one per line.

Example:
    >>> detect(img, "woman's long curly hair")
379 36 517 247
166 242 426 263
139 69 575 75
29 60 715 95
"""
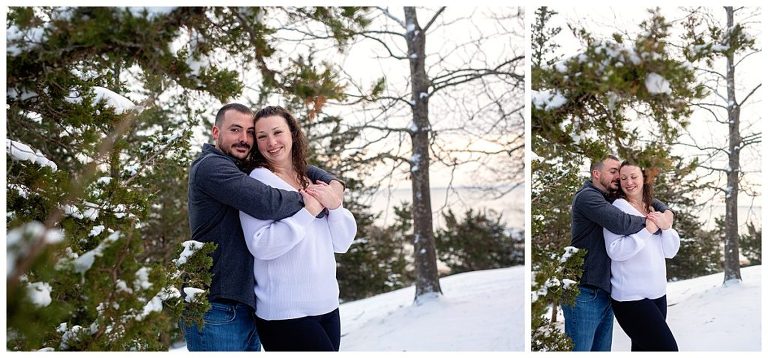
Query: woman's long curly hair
245 106 310 189
616 160 656 212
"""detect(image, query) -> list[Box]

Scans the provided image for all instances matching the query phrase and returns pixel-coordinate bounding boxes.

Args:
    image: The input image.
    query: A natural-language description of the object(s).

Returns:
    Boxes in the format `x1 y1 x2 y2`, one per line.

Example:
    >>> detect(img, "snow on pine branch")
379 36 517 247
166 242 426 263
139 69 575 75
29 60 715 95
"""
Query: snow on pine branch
175 240 205 267
7 221 65 278
65 86 138 114
71 231 121 274
645 72 672 95
532 90 567 111
6 139 58 171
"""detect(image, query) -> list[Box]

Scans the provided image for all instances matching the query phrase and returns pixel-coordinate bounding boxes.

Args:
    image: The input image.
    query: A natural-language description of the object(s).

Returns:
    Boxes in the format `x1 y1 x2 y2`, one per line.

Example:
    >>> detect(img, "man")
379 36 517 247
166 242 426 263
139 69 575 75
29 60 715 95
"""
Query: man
181 103 344 351
562 155 673 351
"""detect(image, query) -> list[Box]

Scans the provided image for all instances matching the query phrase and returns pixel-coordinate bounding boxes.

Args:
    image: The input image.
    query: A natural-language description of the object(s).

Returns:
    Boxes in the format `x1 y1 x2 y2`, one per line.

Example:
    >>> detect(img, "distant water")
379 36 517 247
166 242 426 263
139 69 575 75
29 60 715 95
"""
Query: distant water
697 205 762 232
367 186 524 230
364 186 760 234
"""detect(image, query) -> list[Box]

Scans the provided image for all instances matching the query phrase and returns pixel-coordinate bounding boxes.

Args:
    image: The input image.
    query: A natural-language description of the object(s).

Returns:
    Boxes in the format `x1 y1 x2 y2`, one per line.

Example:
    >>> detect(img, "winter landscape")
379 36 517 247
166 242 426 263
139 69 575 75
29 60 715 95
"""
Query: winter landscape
172 264 762 352
612 265 762 352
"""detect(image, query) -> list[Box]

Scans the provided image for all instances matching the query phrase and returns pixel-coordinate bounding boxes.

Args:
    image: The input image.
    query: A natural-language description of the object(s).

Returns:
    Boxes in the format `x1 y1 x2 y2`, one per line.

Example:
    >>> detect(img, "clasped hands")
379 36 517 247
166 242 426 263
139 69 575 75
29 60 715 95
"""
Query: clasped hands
645 210 674 233
300 180 344 216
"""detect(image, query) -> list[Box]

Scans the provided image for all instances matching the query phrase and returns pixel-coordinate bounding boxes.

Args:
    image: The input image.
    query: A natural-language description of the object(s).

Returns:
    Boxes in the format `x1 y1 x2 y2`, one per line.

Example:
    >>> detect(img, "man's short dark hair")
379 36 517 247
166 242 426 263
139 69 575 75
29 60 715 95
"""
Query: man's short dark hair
215 103 253 126
590 154 620 172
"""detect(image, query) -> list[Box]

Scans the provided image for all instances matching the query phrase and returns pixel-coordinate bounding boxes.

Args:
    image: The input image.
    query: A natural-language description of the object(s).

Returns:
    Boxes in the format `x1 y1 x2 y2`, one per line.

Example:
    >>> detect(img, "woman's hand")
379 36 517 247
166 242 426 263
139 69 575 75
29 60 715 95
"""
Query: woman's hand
645 217 659 233
305 181 342 209
300 190 324 216
647 211 672 230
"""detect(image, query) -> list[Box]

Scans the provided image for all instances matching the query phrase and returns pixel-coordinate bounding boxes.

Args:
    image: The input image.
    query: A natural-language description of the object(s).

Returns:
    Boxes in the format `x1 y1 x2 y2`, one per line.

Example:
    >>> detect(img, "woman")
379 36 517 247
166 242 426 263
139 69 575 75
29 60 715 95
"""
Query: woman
603 160 680 351
239 106 356 351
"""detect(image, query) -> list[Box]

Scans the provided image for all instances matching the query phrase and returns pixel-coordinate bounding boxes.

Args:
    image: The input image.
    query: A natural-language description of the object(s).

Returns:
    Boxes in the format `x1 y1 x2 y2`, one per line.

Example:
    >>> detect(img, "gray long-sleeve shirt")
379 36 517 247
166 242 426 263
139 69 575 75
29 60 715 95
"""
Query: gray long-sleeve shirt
187 143 336 310
570 180 669 293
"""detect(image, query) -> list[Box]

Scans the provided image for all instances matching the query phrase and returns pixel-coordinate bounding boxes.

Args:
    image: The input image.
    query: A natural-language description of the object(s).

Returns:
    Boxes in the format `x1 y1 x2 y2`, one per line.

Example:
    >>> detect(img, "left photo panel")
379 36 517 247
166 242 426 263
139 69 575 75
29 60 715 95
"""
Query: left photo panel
4 6 527 351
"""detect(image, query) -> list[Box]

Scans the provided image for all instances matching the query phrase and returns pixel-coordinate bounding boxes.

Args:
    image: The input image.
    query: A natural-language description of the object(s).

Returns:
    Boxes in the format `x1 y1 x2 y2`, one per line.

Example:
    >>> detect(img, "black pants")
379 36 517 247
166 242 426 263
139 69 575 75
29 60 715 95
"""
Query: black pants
611 296 678 351
255 308 341 351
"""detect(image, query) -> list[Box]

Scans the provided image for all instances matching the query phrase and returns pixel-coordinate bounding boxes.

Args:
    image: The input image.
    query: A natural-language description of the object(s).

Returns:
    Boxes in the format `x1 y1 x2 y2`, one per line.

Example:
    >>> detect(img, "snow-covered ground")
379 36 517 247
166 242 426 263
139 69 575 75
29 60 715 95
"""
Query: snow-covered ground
612 265 762 351
339 266 524 351
172 265 760 352
171 266 524 352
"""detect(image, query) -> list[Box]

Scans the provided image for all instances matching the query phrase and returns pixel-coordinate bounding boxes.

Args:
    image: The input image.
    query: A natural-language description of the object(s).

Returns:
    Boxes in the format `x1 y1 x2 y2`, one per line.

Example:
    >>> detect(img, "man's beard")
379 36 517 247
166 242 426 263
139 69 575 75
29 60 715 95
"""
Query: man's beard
601 177 619 193
218 138 251 158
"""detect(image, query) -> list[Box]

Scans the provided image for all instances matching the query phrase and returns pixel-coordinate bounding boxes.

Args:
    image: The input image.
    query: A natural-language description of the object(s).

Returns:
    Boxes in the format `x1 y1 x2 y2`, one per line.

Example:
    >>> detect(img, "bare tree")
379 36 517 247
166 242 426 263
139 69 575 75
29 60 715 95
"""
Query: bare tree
336 7 525 299
681 6 762 284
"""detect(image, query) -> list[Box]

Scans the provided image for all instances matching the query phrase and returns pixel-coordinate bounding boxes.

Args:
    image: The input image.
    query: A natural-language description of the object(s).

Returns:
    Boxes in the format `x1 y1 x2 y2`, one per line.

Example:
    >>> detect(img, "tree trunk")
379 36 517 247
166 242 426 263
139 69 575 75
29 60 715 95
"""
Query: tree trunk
723 6 742 284
405 6 442 299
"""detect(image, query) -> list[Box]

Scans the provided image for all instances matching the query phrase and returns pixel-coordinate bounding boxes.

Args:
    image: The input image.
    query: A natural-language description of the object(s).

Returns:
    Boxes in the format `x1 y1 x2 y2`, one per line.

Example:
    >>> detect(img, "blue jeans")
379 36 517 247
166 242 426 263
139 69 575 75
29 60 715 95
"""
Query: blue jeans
180 301 261 351
561 286 614 351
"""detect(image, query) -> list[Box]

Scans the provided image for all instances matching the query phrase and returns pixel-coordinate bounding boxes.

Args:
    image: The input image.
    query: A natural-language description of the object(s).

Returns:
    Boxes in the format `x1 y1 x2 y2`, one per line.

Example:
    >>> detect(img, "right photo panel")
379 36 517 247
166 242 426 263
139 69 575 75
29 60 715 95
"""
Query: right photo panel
530 6 762 352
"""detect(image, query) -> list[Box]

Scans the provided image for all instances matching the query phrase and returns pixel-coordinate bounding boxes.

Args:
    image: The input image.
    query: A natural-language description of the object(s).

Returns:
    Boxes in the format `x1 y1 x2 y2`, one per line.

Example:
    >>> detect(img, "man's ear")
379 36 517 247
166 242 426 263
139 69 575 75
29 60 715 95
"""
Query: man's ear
212 125 220 142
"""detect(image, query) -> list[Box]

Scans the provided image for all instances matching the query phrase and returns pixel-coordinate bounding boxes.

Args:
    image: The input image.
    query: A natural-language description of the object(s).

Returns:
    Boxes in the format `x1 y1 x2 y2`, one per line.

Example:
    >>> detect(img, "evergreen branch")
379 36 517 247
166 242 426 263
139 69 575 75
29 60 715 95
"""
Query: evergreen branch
7 106 142 292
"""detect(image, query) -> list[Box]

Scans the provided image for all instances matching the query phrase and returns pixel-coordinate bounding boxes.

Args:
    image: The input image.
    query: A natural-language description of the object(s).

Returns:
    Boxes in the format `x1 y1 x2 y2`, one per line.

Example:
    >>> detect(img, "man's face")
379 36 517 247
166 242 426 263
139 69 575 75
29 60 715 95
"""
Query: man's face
212 110 254 160
596 158 620 192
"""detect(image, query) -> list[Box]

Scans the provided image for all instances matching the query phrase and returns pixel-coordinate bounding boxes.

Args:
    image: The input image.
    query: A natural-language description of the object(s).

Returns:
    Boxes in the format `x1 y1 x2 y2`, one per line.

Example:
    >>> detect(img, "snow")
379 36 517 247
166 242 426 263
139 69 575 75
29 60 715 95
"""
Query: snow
408 120 418 133
410 153 421 172
72 231 121 274
92 87 138 114
96 176 113 185
645 72 672 95
88 225 105 237
532 89 567 111
9 184 29 198
58 324 86 350
559 246 579 263
611 265 761 351
127 7 176 19
712 43 730 52
6 24 47 56
134 267 152 290
6 139 58 171
27 282 53 307
6 221 65 277
169 265 761 352
175 240 204 267
183 287 205 303
65 86 137 114
339 266 523 351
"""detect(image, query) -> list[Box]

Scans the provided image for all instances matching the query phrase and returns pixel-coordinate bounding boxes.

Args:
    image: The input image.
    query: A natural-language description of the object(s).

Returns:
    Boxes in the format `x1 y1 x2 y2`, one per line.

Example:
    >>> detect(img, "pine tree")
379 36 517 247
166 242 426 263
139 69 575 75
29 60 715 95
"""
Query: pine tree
6 6 368 350
434 208 523 274
738 222 761 266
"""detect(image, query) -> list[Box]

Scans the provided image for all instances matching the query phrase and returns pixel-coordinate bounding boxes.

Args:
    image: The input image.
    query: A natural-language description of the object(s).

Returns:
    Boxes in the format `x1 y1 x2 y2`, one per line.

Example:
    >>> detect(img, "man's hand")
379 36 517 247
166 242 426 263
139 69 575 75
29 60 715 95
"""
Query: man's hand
305 180 343 209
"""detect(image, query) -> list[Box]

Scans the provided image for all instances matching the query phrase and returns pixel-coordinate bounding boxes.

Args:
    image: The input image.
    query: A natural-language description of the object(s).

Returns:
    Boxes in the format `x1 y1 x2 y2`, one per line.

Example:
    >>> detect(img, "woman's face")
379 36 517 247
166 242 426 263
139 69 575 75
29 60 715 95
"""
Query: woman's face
255 115 293 166
619 165 644 198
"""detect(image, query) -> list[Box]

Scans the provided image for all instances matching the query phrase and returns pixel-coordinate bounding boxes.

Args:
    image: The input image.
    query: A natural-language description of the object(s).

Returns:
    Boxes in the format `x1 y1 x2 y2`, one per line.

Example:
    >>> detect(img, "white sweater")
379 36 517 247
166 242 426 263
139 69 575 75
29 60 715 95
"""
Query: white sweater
603 198 680 302
239 168 357 320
